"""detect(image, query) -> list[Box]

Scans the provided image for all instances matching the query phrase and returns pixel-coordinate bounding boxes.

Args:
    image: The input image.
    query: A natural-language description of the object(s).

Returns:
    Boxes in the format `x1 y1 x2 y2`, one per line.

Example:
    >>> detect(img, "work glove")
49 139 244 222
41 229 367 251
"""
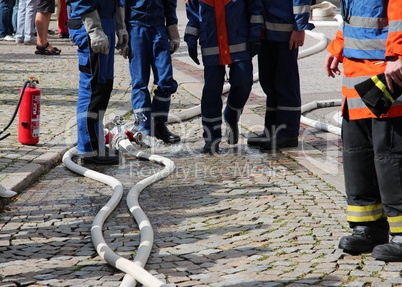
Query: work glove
188 47 200 65
81 10 109 54
115 7 129 58
249 41 261 58
167 24 180 54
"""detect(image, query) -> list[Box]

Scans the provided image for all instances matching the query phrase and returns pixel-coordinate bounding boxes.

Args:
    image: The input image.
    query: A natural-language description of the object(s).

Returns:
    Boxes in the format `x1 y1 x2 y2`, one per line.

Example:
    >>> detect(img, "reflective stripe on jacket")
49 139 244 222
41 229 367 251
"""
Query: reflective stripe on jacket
184 0 264 66
326 0 402 120
262 0 314 42
341 0 388 60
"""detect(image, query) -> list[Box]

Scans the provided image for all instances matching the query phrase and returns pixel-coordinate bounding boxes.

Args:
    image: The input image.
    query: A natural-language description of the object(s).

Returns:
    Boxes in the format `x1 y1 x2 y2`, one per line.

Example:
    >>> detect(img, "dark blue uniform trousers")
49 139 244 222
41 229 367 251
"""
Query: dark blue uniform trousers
201 60 253 143
258 40 301 138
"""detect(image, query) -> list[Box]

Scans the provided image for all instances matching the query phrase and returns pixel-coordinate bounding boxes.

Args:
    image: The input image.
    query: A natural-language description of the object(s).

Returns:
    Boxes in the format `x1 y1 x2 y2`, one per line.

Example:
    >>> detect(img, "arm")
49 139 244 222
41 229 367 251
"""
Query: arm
246 0 264 57
184 0 200 64
325 29 344 78
164 0 180 54
115 5 129 58
70 0 109 54
385 0 402 92
290 0 314 50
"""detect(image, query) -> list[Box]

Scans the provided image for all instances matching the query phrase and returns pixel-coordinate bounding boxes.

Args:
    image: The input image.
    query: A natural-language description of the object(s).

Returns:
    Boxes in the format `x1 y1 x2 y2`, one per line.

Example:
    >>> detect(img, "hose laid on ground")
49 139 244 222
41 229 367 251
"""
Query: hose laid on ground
301 99 342 135
117 139 175 287
63 146 175 287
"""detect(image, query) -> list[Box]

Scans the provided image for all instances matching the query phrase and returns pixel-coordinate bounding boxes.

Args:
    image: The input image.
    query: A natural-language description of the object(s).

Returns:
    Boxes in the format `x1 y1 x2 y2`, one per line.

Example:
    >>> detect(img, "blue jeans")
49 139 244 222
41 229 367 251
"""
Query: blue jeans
128 25 178 133
0 0 16 36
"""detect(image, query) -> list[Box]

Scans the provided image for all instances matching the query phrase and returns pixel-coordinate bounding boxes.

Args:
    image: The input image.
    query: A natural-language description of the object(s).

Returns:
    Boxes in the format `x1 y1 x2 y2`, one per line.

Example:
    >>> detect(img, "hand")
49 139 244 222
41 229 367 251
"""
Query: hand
89 30 109 54
249 41 261 58
385 57 402 93
188 47 200 65
116 29 129 58
115 7 128 58
81 10 109 54
167 24 180 54
289 30 305 50
324 53 341 78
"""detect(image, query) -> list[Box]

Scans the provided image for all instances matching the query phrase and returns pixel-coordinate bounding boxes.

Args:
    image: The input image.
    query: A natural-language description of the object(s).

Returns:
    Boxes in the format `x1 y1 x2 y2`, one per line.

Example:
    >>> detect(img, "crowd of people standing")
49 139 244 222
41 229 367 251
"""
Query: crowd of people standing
0 0 67 52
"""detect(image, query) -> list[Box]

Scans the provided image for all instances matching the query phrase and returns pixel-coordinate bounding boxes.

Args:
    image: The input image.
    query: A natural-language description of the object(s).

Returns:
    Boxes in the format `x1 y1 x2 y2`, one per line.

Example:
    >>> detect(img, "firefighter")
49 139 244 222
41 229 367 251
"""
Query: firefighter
124 0 181 146
184 0 264 154
247 0 314 150
68 0 128 164
325 0 402 261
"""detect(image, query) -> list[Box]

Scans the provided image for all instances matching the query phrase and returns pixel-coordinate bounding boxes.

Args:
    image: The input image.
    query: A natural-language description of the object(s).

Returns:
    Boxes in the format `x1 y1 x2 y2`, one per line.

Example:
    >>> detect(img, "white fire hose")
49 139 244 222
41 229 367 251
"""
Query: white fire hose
63 140 176 287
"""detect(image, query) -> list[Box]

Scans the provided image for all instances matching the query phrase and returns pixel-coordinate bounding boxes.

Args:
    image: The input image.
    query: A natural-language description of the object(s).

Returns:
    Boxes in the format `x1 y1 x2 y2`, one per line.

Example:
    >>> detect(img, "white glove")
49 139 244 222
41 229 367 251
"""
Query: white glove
167 24 180 54
81 10 109 54
115 7 129 58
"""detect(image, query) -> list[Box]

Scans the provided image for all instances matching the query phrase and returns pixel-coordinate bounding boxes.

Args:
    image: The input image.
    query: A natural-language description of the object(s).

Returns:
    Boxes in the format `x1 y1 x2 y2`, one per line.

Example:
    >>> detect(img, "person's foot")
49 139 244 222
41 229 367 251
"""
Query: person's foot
35 42 61 55
201 141 220 154
372 235 402 262
79 147 119 165
3 35 15 41
338 226 389 255
0 184 17 198
59 32 69 38
153 122 180 144
259 136 298 151
225 120 239 145
80 154 119 165
247 132 269 146
24 40 36 45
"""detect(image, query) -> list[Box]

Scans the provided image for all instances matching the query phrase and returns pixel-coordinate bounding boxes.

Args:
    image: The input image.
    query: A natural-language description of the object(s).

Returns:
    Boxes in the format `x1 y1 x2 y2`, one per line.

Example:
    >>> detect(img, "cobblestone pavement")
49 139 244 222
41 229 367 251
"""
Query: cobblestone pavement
1 11 402 287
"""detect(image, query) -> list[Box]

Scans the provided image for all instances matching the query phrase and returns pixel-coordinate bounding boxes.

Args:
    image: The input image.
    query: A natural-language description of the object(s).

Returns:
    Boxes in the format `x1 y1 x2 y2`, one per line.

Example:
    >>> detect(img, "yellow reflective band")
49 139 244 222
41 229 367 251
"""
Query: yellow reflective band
389 216 402 234
347 214 385 222
348 203 383 212
371 75 395 104
390 227 402 233
387 215 402 223
347 203 385 222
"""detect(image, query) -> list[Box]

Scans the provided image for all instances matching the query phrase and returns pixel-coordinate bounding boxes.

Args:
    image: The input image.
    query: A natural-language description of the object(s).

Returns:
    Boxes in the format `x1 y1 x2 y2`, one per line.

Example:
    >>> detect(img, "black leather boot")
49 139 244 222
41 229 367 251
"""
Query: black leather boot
259 136 298 150
225 120 239 145
79 146 119 165
372 235 402 262
153 122 181 144
201 140 220 154
247 132 269 146
338 226 389 254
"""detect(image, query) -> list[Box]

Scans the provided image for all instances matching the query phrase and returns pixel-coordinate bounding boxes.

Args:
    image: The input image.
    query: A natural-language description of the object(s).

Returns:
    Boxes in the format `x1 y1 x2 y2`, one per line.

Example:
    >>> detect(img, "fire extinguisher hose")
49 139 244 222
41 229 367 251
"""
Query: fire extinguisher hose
0 80 30 141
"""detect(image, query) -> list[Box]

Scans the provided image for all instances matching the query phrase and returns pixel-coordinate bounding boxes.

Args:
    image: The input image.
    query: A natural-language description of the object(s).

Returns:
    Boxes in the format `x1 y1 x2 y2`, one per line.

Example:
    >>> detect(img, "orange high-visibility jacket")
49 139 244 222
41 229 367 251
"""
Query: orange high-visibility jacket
326 0 402 120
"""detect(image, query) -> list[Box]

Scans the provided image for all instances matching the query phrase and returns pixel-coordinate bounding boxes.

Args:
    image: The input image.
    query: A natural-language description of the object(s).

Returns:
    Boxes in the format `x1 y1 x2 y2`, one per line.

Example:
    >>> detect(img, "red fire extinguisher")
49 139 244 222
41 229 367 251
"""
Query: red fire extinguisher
18 76 40 145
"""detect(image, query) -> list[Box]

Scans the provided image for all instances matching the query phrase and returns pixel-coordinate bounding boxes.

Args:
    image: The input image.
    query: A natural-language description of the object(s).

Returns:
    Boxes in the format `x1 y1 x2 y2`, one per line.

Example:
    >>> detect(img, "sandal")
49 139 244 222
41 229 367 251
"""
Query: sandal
35 42 61 55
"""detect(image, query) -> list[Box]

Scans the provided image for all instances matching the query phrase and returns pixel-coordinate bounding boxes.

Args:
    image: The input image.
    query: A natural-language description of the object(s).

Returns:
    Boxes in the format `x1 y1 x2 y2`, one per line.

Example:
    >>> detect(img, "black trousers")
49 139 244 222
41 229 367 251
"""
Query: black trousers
342 116 402 234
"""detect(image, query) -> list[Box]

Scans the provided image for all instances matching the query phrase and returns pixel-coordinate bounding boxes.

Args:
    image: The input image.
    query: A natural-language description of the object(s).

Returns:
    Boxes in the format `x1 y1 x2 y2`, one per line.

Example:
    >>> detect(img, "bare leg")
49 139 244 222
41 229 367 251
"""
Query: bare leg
35 11 60 54
35 11 51 47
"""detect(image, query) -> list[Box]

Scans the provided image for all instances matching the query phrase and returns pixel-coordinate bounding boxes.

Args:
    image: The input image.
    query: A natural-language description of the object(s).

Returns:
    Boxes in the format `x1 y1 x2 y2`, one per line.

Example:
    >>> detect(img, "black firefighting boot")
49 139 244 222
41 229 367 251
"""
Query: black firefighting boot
372 235 402 262
153 122 181 144
225 120 239 145
338 226 389 255
201 139 220 154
